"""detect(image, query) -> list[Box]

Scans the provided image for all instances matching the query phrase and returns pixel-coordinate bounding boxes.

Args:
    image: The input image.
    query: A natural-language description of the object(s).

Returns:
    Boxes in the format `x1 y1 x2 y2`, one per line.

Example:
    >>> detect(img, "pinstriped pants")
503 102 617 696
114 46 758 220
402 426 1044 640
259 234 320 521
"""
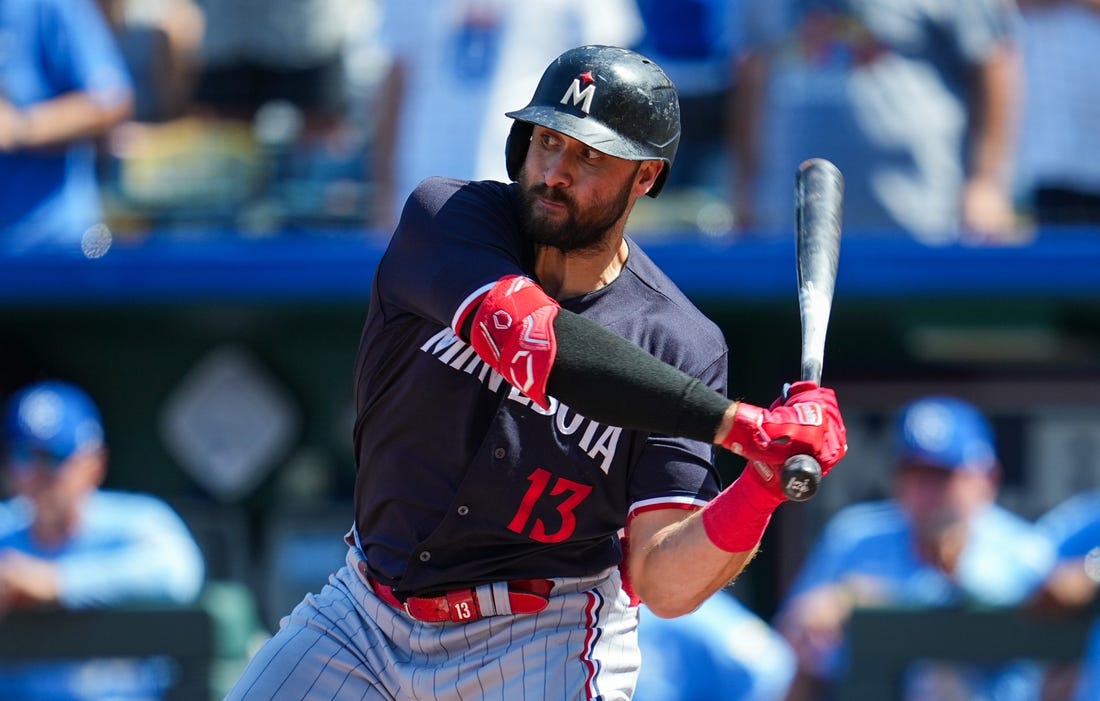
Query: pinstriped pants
225 547 641 700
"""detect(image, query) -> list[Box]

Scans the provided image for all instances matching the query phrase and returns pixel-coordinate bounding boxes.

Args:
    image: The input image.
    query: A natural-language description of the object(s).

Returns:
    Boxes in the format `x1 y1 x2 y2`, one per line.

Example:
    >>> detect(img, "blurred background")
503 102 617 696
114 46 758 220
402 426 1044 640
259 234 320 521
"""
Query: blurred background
3 0 1100 699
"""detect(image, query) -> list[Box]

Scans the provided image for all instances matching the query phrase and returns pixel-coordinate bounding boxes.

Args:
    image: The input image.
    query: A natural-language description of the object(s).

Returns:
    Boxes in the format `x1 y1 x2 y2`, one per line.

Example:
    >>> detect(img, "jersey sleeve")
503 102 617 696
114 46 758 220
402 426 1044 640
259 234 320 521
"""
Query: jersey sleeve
374 178 529 333
41 0 134 106
626 350 727 519
1036 490 1100 560
949 0 1015 65
781 502 900 602
56 495 205 608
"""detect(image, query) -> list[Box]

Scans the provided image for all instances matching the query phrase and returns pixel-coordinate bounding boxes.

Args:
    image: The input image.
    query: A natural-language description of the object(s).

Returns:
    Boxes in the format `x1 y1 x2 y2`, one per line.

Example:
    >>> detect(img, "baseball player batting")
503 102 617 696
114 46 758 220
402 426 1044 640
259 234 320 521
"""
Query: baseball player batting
226 45 847 701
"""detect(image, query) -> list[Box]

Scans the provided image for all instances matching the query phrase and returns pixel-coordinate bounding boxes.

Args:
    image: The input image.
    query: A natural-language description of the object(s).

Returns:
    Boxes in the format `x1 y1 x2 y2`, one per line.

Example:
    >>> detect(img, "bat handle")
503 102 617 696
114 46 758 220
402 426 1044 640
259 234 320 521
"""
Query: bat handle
781 454 821 501
776 381 823 501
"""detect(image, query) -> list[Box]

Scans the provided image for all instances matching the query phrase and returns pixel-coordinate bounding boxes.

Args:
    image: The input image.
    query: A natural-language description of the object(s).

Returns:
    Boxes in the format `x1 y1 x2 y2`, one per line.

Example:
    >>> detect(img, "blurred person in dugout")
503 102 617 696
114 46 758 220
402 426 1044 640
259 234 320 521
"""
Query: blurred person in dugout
634 587 796 701
0 0 134 253
775 396 1056 701
370 0 644 232
731 0 1020 244
0 380 205 701
1073 620 1100 701
1030 489 1100 700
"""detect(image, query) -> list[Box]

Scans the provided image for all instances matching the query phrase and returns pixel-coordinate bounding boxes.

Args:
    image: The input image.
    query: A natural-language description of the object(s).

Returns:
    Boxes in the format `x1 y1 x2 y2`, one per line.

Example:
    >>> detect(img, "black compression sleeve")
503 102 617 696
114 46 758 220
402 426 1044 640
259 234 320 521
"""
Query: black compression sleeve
546 308 730 443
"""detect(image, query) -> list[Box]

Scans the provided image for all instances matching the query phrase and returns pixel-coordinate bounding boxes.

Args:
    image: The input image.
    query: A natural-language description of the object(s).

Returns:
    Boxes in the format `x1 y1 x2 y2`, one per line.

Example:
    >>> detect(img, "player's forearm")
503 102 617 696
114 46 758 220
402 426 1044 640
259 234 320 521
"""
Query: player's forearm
967 44 1016 185
626 507 758 618
3 92 132 151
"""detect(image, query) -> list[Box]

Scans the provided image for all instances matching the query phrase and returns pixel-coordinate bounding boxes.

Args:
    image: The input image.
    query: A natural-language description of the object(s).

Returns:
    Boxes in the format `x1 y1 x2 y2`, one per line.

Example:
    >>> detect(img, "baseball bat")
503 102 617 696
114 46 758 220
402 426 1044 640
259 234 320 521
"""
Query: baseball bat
780 158 843 502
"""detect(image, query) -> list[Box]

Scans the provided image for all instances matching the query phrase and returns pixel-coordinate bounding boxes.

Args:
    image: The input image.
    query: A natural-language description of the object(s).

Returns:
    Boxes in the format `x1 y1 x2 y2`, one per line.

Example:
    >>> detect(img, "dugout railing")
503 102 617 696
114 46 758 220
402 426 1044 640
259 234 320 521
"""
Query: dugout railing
836 605 1098 700
0 606 215 701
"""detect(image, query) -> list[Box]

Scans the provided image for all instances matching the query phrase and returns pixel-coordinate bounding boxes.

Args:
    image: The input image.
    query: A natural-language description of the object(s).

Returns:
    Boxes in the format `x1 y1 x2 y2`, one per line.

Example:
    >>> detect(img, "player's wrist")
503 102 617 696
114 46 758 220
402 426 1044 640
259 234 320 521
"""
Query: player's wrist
717 401 764 457
701 468 785 553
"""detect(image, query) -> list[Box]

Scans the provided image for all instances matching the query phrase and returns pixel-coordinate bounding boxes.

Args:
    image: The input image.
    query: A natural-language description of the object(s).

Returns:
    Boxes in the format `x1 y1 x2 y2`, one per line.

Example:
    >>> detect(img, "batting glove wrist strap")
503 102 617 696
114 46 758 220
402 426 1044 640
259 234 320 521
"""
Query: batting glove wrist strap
701 469 784 553
721 400 825 465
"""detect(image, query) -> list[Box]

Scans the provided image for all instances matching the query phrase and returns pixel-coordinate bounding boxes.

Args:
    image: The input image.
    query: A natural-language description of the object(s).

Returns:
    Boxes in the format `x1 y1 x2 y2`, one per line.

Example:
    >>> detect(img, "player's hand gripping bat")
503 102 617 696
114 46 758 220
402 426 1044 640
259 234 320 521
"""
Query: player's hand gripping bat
780 158 843 502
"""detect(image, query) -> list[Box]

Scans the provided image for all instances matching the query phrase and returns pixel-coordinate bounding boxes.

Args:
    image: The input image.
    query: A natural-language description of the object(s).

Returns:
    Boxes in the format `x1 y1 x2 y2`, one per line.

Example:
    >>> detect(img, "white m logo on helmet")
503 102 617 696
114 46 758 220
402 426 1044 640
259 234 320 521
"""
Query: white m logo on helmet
560 77 596 114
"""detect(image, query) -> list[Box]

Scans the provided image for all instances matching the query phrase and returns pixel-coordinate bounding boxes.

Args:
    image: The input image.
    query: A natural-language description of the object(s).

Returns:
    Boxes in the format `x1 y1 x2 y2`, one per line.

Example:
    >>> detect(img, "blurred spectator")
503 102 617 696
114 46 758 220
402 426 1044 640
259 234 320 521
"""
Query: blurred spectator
1014 0 1100 226
98 0 204 124
1032 489 1100 615
632 0 738 192
635 587 796 701
628 0 743 235
0 380 205 701
1073 620 1100 701
1031 489 1100 701
104 0 378 232
775 396 1056 701
0 0 134 253
733 0 1020 244
191 0 360 127
370 0 644 231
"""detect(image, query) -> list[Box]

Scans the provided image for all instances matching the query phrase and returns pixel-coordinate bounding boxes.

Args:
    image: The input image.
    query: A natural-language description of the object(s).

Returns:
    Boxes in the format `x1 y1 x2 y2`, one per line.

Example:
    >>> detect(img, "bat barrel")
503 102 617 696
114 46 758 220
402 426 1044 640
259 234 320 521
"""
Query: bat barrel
784 158 843 502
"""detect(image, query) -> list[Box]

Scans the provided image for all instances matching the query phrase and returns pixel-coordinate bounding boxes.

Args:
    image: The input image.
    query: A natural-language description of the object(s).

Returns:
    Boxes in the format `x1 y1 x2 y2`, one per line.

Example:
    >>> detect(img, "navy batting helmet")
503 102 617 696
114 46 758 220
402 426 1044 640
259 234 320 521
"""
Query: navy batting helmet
505 45 680 198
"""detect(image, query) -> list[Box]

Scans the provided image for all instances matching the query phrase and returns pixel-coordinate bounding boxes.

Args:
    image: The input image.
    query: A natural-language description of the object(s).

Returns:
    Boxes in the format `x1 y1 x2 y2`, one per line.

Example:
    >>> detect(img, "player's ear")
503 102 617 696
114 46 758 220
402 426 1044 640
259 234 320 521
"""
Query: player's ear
634 160 664 197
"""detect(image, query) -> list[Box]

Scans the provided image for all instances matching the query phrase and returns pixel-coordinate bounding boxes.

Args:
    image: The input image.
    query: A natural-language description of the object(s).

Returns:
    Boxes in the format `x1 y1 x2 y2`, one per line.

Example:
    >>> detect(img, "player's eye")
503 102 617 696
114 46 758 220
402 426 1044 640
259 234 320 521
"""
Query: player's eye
580 147 603 164
538 132 563 150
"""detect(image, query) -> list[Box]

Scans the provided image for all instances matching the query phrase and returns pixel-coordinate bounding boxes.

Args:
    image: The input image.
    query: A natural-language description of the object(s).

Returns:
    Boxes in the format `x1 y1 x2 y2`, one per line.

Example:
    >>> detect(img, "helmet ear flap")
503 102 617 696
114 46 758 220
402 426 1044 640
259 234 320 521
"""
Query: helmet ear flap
505 121 534 182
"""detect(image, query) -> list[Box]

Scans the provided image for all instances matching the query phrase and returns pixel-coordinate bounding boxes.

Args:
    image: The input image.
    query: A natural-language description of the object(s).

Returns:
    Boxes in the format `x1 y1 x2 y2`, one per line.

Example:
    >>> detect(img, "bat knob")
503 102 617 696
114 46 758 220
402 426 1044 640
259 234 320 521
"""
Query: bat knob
781 454 821 501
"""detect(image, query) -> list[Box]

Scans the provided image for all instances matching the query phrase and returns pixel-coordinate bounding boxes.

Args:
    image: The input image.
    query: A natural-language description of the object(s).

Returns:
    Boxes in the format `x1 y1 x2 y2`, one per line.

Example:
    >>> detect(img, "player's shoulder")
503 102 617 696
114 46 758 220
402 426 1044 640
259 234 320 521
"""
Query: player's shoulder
86 490 186 526
1037 489 1100 537
0 496 32 540
621 238 727 343
404 177 516 219
974 503 1054 549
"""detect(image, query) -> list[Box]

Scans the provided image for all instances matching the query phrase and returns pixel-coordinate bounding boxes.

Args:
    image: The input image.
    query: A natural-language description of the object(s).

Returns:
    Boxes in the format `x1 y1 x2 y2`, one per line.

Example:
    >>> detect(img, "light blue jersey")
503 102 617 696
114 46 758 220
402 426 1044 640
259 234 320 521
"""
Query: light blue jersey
1075 621 1100 701
0 490 205 701
0 0 133 251
782 499 1056 700
788 500 1055 609
1037 490 1100 561
1037 490 1100 701
635 591 795 701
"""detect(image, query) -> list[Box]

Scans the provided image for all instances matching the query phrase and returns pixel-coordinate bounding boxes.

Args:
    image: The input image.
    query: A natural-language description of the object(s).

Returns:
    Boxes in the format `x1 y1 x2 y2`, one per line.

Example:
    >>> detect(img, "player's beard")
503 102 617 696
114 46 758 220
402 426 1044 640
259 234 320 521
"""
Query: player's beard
518 165 636 253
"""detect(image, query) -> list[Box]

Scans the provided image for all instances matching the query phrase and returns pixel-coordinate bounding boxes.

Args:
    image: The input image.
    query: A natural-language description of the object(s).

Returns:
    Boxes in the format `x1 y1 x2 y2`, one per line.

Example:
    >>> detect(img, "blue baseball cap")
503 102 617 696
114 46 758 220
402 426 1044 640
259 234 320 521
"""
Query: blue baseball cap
895 396 997 472
3 381 104 466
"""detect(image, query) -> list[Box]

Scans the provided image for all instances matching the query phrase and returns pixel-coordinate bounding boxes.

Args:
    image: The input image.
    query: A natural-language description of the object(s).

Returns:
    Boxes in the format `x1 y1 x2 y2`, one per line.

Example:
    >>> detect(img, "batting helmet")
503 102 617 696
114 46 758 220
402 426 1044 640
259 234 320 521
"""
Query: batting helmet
505 45 680 198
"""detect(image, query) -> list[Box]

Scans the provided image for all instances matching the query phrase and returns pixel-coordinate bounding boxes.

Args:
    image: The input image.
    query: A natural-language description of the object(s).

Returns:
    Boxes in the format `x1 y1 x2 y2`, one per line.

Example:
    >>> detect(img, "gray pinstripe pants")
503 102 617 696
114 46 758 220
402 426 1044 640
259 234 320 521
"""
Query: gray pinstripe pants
225 547 641 700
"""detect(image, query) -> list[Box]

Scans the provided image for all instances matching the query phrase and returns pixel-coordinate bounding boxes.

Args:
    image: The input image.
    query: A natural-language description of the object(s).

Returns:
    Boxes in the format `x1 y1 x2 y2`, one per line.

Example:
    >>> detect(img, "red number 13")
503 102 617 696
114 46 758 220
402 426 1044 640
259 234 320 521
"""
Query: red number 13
507 467 592 543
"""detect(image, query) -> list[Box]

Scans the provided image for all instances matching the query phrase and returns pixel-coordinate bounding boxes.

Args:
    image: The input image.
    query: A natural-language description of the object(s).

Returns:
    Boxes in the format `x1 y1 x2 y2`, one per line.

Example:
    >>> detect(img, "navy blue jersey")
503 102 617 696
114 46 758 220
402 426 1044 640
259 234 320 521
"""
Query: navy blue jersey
353 177 729 596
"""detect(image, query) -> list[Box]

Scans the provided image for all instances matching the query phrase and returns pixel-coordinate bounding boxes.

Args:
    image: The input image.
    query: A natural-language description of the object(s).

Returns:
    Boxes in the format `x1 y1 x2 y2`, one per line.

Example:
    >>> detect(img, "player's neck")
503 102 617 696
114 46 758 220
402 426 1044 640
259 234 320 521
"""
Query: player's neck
535 235 629 300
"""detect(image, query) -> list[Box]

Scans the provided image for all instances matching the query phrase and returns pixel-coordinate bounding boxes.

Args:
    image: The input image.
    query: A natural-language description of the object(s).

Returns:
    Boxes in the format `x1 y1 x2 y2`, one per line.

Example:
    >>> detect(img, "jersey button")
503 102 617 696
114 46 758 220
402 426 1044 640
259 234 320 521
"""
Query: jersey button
419 551 431 562
493 447 506 459
457 505 470 516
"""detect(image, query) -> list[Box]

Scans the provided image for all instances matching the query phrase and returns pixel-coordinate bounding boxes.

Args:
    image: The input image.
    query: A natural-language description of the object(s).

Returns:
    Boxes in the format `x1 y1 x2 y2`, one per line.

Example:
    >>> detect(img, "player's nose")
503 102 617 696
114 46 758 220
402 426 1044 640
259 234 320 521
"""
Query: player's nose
541 152 573 189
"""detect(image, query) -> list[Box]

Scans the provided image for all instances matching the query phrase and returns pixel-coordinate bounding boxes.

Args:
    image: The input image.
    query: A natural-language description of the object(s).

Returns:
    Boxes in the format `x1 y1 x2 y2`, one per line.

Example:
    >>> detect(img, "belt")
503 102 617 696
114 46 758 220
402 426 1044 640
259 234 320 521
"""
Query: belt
368 575 553 623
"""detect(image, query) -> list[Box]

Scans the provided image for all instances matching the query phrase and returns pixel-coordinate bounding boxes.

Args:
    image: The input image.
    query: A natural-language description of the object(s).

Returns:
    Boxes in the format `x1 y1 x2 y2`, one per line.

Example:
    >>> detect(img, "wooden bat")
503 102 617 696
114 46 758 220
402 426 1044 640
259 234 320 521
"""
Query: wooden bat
780 158 843 502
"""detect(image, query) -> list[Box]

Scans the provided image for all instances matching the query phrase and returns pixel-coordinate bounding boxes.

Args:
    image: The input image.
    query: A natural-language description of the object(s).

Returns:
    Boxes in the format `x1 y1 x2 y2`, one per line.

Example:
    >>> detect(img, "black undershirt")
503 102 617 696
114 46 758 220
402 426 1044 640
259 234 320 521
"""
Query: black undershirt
464 308 730 443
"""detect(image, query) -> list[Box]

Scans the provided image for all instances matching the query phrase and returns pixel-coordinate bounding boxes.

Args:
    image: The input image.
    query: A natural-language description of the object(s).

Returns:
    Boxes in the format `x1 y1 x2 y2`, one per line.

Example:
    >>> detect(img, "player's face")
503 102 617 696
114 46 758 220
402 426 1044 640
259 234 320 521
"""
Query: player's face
895 463 995 536
517 127 645 253
4 449 104 534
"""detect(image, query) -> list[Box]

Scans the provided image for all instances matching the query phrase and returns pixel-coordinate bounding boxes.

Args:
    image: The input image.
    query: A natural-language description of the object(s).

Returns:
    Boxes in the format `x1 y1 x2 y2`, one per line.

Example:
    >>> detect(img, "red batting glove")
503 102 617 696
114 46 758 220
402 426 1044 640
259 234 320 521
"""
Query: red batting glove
781 381 847 475
721 399 826 466
720 381 848 498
